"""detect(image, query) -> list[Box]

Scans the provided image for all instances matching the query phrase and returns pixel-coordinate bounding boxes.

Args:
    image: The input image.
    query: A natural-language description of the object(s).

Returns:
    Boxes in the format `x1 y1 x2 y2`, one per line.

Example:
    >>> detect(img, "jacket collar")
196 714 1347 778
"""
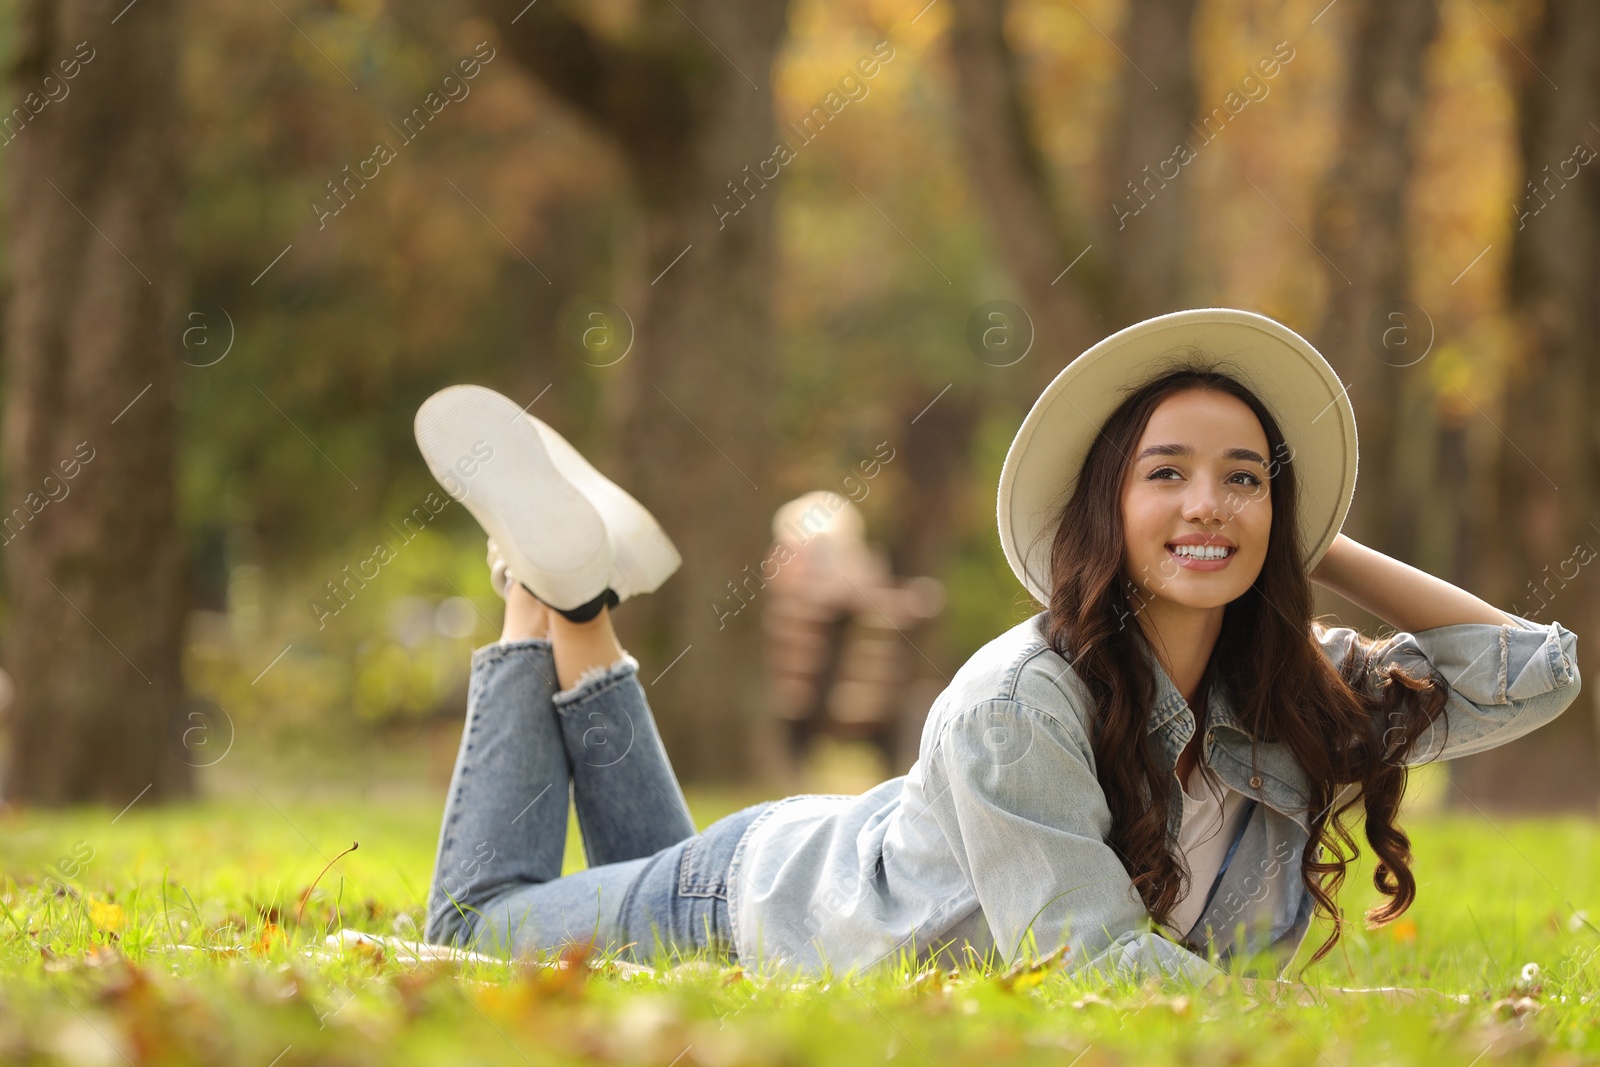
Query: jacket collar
1133 636 1316 832
1135 635 1206 736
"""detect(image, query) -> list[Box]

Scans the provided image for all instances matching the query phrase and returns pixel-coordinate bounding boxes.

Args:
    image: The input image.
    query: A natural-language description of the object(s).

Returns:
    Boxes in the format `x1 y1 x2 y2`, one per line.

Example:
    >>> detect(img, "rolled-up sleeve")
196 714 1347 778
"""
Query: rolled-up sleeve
1315 614 1582 763
926 698 1221 985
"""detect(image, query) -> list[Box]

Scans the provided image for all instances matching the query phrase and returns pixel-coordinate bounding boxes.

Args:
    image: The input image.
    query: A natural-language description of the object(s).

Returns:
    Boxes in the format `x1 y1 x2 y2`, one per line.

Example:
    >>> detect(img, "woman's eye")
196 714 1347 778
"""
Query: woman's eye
1147 467 1263 487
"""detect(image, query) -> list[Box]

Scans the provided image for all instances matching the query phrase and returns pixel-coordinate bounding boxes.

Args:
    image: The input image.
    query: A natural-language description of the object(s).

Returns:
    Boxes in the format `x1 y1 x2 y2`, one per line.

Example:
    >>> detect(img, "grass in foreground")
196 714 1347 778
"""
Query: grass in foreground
3 780 1600 1066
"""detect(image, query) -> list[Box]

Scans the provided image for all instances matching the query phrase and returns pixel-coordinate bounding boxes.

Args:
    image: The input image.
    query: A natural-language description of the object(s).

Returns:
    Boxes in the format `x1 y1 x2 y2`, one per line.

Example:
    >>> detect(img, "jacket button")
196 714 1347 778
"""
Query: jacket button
1248 774 1264 789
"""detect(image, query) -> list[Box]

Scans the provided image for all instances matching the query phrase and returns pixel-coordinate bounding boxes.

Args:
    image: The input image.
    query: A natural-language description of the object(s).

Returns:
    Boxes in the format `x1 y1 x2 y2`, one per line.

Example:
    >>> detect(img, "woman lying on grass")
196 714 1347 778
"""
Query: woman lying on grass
415 308 1581 991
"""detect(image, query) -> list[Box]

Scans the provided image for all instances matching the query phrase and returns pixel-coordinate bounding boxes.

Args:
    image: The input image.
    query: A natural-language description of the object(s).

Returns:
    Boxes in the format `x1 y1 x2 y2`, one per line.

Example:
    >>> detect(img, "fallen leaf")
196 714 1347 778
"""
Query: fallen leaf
89 898 125 933
997 944 1070 993
253 922 285 956
348 938 386 968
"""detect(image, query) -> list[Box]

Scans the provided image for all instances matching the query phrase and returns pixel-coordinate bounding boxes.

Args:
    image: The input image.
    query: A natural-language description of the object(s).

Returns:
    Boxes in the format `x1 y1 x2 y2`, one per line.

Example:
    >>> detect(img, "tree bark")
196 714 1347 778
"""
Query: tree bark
1099 0 1200 327
944 0 1107 390
1309 0 1441 556
2 0 192 804
1452 0 1600 812
479 0 788 781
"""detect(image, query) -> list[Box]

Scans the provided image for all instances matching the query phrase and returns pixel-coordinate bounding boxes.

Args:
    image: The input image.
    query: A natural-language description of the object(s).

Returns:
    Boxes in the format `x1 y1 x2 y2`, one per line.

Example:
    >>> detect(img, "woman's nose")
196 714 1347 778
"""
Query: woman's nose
1182 478 1231 525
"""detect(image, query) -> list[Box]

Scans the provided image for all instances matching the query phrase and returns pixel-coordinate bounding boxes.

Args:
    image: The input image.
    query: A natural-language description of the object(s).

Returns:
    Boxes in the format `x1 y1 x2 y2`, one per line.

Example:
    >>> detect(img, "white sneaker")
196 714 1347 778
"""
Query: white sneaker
479 424 683 604
412 388 681 607
523 412 681 603
414 385 612 612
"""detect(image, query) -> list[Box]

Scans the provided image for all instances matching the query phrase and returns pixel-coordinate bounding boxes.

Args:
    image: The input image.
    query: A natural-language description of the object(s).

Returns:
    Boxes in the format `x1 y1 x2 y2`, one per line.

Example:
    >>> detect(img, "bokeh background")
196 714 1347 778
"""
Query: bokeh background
0 0 1596 817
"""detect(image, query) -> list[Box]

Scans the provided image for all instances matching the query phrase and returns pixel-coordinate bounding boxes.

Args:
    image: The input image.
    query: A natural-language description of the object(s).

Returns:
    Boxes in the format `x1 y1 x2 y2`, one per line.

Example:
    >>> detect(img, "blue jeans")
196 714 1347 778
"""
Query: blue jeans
423 636 774 965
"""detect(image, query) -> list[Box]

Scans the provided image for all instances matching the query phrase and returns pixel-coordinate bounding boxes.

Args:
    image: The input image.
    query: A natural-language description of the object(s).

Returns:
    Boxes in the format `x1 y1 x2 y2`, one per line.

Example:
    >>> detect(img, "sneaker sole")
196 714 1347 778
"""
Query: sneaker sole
414 385 612 611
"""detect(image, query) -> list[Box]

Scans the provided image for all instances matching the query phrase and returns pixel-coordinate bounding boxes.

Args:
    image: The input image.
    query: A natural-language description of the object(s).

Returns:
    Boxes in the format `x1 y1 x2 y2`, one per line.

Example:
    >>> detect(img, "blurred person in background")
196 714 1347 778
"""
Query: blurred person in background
762 492 943 781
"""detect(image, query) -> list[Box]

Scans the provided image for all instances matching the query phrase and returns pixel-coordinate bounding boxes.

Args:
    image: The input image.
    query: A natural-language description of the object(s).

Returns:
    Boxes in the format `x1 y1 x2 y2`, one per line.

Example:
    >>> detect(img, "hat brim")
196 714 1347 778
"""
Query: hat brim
997 308 1358 605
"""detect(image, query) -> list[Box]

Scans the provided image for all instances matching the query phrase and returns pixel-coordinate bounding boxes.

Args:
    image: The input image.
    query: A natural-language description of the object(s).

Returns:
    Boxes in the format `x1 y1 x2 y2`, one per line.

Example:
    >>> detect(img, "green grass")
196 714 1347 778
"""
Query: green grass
4 767 1600 1066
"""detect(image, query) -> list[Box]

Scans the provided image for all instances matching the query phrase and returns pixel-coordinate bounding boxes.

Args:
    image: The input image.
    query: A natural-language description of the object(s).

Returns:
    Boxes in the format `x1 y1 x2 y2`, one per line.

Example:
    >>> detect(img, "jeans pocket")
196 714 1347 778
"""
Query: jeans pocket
676 804 774 901
677 833 730 900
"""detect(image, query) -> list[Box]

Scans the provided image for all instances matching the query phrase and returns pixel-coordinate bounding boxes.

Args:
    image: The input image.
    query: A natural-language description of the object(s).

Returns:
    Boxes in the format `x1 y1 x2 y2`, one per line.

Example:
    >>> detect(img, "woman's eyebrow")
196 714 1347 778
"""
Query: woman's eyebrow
1134 443 1268 466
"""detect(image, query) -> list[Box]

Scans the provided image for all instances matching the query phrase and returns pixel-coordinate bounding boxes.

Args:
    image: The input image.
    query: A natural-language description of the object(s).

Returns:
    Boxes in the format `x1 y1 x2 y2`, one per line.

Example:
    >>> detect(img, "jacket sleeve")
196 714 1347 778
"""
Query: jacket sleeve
1314 613 1581 763
926 698 1221 985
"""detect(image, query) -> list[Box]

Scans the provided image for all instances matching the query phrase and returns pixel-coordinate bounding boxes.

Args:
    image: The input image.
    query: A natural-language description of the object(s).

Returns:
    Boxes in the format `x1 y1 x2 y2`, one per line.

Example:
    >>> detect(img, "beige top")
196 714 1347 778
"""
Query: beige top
1161 759 1251 939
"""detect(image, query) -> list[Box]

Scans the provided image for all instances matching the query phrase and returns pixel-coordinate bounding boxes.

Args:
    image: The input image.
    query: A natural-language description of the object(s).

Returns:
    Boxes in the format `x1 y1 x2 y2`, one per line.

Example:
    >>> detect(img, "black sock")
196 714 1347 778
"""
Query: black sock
525 585 619 623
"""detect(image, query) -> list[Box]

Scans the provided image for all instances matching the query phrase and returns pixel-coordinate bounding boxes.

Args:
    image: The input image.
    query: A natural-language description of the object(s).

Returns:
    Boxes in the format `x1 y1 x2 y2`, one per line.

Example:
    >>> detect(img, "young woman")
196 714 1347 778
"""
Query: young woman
417 308 1581 984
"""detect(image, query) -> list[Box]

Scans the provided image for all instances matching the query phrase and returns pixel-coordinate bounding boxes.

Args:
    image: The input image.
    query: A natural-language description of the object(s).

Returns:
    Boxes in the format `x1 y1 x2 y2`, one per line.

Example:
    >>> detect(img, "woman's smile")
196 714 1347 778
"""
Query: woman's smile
1165 541 1238 571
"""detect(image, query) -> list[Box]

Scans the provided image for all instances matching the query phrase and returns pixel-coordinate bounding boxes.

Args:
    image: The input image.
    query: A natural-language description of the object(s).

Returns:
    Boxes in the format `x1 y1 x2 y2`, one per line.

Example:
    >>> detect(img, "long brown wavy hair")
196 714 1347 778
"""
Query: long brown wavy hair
1036 359 1449 964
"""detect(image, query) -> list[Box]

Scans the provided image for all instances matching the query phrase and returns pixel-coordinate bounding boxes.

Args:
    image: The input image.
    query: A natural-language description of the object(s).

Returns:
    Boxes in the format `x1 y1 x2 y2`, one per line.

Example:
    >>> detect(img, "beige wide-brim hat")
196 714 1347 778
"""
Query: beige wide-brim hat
997 307 1358 605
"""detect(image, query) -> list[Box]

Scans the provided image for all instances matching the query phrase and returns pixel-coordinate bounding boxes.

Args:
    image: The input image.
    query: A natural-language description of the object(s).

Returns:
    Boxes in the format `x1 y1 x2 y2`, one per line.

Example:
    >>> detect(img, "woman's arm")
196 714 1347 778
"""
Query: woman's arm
1310 533 1516 631
1309 533 1581 763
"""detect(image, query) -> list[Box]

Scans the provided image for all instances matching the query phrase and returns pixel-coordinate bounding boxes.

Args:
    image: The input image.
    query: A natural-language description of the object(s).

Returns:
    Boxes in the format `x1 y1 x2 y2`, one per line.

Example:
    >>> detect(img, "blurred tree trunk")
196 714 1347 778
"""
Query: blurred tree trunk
1453 0 1600 812
944 0 1106 394
478 0 787 781
1099 0 1200 327
888 392 981 583
2 0 192 804
946 0 1199 359
1309 0 1440 556
881 389 980 691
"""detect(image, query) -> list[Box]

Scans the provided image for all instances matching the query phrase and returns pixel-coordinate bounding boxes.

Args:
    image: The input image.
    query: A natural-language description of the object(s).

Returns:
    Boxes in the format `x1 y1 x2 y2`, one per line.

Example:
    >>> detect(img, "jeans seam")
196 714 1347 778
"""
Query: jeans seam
430 709 483 942
616 857 647 933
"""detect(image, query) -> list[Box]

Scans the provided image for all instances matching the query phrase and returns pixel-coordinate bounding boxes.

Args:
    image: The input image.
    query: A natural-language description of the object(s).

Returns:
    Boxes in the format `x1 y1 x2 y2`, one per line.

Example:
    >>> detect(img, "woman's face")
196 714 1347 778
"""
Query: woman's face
1119 388 1272 620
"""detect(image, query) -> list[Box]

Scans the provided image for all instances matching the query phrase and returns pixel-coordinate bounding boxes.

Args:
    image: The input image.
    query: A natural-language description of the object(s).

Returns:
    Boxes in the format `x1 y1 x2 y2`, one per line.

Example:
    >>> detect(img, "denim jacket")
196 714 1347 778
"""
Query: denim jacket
726 609 1582 981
